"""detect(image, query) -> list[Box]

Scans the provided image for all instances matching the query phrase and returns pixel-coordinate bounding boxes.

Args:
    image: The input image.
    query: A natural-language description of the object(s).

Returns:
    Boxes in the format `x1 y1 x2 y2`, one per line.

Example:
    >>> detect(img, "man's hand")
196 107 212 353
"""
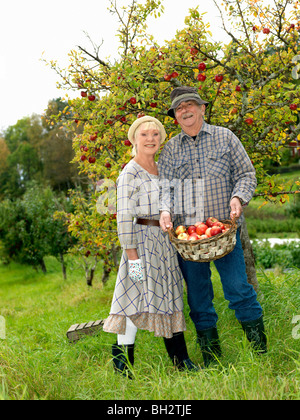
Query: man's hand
230 197 243 220
160 211 173 232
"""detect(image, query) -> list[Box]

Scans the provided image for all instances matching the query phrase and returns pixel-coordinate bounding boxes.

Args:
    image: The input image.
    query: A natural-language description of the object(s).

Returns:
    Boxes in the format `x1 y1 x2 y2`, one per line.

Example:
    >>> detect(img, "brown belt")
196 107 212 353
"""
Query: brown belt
136 218 160 227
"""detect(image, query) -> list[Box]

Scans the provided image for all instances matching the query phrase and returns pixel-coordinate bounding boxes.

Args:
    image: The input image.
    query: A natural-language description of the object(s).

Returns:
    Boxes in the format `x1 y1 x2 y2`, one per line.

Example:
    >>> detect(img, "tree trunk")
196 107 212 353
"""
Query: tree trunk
59 253 67 280
240 219 259 291
86 267 95 287
101 267 111 285
39 259 47 274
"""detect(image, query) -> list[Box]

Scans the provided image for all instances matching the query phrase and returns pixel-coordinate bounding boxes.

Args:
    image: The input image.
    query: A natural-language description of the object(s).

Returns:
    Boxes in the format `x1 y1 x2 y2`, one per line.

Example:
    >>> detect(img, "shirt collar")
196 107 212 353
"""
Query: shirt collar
180 120 212 145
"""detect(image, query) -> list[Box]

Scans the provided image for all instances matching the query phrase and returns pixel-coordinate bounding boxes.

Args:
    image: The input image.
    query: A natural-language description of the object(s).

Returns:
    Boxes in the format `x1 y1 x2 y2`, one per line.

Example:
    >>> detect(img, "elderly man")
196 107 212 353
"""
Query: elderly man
158 86 267 366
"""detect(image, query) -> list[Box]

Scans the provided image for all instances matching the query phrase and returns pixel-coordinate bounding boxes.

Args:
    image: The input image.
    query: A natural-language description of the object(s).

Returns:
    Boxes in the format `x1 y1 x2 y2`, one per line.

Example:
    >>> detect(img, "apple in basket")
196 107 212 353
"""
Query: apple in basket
196 223 208 236
205 227 212 237
178 232 189 240
175 225 186 236
188 233 200 241
206 217 219 227
187 225 197 235
211 225 222 236
212 221 225 230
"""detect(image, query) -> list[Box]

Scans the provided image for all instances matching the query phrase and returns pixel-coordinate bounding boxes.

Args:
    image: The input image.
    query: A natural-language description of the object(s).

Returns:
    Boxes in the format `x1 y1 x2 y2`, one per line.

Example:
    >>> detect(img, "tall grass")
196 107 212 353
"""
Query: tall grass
0 257 299 400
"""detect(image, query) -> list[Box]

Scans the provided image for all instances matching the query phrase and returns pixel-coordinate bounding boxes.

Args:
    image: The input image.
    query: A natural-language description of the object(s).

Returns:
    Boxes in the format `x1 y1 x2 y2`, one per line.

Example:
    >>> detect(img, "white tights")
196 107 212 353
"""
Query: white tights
117 317 138 345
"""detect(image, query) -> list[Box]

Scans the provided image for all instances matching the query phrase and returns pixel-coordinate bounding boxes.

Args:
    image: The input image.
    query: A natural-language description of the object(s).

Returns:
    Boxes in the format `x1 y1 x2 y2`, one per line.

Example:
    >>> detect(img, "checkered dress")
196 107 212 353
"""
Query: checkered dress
103 160 186 338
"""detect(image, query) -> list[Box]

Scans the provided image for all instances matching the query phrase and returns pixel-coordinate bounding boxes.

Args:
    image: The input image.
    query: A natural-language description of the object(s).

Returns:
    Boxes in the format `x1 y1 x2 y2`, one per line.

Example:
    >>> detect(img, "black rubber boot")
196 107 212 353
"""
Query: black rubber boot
240 315 267 354
112 343 134 379
163 332 200 372
196 327 222 367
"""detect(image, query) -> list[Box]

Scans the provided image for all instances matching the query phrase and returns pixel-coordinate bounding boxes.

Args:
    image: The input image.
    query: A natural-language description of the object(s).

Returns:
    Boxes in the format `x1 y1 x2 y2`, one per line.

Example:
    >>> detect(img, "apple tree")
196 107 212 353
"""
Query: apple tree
47 0 300 288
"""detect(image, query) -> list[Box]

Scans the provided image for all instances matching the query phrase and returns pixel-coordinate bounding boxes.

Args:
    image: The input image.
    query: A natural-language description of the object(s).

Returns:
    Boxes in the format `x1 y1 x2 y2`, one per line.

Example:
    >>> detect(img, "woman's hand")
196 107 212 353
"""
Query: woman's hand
159 211 173 232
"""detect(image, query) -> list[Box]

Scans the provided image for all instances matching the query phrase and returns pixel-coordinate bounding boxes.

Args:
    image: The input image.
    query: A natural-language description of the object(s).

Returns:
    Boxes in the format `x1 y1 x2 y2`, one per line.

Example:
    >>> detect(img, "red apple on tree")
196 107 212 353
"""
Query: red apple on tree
89 156 96 164
129 97 137 104
263 28 270 34
81 91 87 98
88 95 96 101
197 73 206 82
215 74 224 83
245 118 254 125
198 62 206 71
290 104 297 111
124 139 131 146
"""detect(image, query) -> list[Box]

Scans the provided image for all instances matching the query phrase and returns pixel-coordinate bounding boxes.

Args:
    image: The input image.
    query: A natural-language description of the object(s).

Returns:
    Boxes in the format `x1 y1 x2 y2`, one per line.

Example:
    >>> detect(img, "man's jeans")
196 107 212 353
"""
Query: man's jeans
178 230 262 331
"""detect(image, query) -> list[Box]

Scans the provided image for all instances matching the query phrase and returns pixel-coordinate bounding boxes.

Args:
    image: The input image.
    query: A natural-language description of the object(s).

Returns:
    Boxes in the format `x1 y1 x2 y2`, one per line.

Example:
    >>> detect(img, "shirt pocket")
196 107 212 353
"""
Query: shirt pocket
205 147 230 178
173 157 191 179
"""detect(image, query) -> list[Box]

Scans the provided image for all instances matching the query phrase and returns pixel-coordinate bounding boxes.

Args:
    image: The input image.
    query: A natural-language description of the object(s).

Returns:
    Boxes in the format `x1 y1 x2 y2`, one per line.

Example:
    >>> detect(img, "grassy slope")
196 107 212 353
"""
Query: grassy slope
0 257 299 400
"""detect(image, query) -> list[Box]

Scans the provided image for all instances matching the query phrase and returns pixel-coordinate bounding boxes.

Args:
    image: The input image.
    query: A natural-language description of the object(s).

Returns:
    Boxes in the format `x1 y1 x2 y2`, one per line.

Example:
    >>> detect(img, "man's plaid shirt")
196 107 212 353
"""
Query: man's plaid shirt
157 121 257 227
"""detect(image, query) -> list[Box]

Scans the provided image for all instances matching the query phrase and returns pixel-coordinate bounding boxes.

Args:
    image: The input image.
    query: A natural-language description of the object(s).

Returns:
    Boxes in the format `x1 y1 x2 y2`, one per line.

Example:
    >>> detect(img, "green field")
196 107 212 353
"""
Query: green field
0 257 299 400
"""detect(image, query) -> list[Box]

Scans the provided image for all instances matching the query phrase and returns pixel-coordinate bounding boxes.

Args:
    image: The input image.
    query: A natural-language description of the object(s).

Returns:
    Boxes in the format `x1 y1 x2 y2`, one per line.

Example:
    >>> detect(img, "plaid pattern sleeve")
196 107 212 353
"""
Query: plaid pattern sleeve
116 164 138 250
158 121 257 227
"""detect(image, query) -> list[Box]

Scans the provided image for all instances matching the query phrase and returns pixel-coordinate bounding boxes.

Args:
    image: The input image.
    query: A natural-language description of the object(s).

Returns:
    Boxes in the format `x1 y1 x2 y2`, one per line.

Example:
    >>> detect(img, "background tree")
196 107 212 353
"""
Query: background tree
0 183 74 277
46 0 300 288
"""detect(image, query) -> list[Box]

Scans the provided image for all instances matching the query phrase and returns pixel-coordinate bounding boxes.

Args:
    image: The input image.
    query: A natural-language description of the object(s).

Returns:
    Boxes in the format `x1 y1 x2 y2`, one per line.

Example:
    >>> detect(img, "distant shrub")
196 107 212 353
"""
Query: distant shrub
252 240 300 269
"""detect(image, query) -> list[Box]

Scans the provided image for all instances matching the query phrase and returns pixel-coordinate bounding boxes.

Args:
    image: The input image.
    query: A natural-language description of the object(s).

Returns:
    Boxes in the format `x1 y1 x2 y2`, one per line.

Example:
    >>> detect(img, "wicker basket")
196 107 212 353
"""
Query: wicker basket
168 218 237 262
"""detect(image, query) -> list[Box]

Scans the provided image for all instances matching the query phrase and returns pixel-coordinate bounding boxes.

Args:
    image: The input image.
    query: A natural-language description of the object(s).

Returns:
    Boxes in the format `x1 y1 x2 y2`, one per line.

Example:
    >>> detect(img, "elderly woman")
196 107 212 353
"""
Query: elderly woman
103 116 198 377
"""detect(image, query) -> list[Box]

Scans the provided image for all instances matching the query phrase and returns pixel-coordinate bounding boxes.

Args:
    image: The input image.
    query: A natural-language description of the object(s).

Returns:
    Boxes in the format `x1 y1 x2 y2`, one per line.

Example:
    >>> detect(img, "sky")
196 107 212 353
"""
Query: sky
0 0 227 132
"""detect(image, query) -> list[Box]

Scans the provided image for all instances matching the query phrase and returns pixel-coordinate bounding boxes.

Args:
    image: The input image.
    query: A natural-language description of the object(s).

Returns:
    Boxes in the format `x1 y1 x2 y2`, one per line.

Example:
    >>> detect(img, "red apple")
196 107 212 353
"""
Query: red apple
90 134 97 141
290 104 298 111
263 28 270 34
80 155 87 161
124 139 131 146
187 225 197 235
129 97 137 104
175 225 186 236
190 47 198 55
215 74 224 83
164 74 172 81
245 118 254 125
150 102 158 108
211 225 222 236
235 85 241 92
212 221 225 230
198 62 206 71
206 217 219 227
81 91 87 98
197 73 206 82
205 227 212 238
188 233 200 241
88 95 96 101
171 71 179 78
105 162 111 168
89 156 96 164
196 223 208 236
178 232 189 240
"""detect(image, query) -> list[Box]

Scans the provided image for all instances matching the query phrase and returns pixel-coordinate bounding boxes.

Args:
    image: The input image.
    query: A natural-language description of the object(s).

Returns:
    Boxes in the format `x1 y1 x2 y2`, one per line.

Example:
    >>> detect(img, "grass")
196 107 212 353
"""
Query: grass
0 257 299 400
